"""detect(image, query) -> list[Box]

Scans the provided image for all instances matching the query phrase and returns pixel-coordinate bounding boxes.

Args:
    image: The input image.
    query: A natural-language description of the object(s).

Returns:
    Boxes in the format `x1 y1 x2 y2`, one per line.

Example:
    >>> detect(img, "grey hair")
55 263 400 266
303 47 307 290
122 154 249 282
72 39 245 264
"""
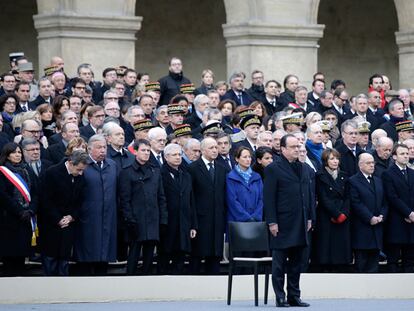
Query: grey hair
148 127 167 141
194 94 209 108
183 138 200 151
341 119 358 134
155 105 168 116
200 137 216 151
21 138 39 149
102 122 123 137
228 71 246 84
127 105 144 117
163 143 182 156
88 134 106 148
21 119 41 131
37 77 50 88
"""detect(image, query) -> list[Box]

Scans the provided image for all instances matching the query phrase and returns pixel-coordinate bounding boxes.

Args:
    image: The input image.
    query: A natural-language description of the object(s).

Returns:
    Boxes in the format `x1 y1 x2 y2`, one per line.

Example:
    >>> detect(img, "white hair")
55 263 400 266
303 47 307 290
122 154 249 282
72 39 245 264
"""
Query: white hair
102 122 123 137
148 127 167 141
164 143 182 156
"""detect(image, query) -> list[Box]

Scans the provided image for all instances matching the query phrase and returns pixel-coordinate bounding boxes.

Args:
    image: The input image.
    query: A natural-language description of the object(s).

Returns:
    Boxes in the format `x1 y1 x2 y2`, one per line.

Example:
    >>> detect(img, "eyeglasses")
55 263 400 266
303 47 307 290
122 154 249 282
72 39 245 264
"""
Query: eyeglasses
25 130 42 134
5 101 16 105
338 97 348 101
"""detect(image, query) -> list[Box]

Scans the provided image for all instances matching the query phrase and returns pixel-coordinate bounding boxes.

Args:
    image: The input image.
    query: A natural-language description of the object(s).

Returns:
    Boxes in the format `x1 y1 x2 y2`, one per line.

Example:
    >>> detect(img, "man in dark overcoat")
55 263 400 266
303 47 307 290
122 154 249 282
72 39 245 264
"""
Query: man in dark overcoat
336 119 362 176
382 144 414 272
264 134 313 308
73 134 117 275
349 152 387 273
119 139 167 275
187 137 227 274
159 143 197 274
39 151 88 275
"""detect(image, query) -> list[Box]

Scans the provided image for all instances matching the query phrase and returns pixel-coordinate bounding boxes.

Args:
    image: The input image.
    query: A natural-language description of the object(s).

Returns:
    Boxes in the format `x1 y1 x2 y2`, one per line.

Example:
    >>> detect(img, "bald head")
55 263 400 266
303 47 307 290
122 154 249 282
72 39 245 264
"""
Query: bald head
358 153 375 175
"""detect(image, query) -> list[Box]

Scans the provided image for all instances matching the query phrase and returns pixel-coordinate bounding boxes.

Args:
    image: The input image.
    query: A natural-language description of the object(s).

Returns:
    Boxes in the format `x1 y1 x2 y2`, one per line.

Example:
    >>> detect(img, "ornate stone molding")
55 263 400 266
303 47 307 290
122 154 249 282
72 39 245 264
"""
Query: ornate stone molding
33 13 142 41
223 22 325 48
395 30 414 54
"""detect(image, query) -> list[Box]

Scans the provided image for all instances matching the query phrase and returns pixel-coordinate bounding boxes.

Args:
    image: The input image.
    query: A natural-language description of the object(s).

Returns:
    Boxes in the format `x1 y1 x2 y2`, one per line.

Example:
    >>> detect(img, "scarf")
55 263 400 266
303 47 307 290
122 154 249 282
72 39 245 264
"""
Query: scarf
389 115 405 124
306 140 324 164
325 166 338 180
235 164 252 185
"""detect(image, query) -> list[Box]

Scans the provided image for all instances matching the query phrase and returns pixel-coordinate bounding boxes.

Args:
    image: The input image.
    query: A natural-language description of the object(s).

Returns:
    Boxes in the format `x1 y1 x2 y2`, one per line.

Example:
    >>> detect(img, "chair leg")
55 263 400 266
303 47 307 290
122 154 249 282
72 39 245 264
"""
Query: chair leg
227 264 233 305
264 265 269 305
254 263 259 307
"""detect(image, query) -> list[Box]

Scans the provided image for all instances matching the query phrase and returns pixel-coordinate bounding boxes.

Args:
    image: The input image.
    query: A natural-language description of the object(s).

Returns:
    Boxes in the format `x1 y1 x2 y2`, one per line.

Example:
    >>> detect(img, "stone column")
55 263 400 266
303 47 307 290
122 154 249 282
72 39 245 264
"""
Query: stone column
222 0 324 87
394 0 414 88
33 0 142 77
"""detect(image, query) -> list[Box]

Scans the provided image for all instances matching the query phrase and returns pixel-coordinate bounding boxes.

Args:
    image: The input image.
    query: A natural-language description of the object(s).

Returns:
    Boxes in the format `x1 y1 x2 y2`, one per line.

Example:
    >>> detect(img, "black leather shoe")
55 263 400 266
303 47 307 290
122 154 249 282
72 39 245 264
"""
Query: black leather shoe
287 297 310 307
276 298 290 307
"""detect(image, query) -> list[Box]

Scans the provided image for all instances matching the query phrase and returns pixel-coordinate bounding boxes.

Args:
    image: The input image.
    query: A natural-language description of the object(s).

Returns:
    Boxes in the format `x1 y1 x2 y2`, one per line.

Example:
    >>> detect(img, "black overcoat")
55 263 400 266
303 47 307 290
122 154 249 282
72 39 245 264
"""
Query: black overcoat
382 164 414 244
312 169 352 264
38 161 85 258
119 161 167 242
349 172 387 250
263 157 313 250
160 164 197 253
187 158 227 257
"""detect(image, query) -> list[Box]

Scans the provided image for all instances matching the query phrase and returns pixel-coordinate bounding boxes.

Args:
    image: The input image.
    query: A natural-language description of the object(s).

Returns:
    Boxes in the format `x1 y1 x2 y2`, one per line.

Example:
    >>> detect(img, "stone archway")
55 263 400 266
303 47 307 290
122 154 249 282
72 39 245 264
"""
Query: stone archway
135 0 227 83
0 0 38 74
317 0 399 94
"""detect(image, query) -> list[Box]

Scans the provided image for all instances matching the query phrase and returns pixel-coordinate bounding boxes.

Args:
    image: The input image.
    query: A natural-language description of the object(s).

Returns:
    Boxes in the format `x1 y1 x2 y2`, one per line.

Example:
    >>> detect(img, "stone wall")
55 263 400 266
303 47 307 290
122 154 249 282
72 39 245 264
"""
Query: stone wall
318 0 399 94
0 0 38 75
135 0 227 84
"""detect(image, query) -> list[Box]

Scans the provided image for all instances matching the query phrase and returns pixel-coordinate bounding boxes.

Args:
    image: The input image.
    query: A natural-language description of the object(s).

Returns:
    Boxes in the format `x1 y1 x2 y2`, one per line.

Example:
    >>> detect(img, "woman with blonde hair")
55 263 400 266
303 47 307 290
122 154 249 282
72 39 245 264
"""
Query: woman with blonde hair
195 69 214 96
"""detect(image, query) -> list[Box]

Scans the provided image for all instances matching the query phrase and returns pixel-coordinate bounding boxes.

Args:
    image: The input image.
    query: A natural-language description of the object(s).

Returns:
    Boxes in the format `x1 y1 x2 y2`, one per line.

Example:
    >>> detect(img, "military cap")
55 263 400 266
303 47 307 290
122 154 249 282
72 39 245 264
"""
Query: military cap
167 103 186 115
396 120 414 133
357 120 371 134
240 114 261 130
145 81 161 92
173 124 192 138
133 119 155 132
180 83 195 94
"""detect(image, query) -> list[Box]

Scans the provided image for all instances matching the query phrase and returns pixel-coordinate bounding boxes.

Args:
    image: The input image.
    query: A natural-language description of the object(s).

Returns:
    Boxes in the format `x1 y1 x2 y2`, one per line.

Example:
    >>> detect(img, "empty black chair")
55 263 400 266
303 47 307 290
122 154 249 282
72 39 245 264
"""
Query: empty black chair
227 221 272 306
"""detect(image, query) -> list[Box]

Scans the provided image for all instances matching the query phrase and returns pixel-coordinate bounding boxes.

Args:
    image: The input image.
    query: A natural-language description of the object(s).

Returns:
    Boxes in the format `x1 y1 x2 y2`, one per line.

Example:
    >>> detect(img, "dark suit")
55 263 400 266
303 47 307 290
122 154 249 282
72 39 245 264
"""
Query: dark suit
372 150 390 177
46 141 66 164
260 95 284 116
187 158 227 274
382 164 414 272
48 132 62 146
349 172 387 272
263 156 313 301
222 89 254 106
106 145 134 171
215 154 235 172
38 161 85 275
29 95 51 109
79 124 96 141
336 143 361 177
342 110 381 132
159 164 197 274
380 120 399 143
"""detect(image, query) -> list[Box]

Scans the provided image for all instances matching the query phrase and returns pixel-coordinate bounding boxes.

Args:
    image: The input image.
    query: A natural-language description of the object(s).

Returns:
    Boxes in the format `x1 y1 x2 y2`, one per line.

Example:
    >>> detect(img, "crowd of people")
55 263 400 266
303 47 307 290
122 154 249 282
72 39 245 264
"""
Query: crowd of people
0 54 413 295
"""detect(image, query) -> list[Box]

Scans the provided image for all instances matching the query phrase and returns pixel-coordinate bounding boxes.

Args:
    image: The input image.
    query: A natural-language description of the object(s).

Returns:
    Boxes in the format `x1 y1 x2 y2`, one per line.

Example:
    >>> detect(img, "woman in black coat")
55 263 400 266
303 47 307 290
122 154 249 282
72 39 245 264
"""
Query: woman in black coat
312 148 352 270
0 143 35 276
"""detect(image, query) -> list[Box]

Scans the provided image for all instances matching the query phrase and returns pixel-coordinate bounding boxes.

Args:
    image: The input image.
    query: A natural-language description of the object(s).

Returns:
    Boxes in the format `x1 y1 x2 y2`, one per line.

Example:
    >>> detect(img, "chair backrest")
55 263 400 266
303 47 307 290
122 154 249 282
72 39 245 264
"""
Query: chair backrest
228 221 270 258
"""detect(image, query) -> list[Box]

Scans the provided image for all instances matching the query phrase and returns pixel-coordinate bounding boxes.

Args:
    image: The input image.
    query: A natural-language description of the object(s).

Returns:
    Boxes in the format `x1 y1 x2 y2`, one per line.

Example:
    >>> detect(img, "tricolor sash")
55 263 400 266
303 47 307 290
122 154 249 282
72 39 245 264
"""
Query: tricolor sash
0 165 37 245
0 165 31 203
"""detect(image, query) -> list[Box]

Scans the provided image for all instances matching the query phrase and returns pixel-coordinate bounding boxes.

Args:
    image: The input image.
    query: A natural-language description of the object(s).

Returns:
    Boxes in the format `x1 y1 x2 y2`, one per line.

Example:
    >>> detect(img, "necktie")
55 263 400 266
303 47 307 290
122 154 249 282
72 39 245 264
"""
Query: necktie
31 162 39 176
237 93 243 105
270 100 275 107
96 161 102 170
368 176 375 190
208 162 215 181
21 105 27 112
351 149 356 157
402 169 408 182
225 157 232 170
156 155 162 165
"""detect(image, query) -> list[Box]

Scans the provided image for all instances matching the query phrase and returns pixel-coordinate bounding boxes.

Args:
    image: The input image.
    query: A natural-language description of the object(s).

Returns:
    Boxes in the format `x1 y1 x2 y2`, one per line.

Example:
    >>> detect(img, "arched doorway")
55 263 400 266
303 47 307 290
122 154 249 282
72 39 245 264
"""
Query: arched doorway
318 0 398 94
0 0 38 74
135 0 227 83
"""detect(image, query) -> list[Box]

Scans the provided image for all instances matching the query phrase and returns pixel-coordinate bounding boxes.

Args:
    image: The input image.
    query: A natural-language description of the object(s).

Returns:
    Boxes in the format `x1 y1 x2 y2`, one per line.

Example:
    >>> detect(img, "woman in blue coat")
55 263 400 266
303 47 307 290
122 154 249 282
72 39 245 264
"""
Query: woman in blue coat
226 146 263 222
